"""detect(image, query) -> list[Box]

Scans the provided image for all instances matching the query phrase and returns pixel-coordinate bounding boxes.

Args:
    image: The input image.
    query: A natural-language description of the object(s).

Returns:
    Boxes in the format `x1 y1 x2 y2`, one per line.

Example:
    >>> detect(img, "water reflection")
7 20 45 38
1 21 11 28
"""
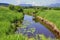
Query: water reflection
16 15 55 38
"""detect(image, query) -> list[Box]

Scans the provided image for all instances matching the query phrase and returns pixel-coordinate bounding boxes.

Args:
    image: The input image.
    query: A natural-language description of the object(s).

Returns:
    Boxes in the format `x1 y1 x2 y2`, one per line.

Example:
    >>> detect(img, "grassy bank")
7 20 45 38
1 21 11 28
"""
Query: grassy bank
0 6 23 36
36 10 60 30
24 8 35 14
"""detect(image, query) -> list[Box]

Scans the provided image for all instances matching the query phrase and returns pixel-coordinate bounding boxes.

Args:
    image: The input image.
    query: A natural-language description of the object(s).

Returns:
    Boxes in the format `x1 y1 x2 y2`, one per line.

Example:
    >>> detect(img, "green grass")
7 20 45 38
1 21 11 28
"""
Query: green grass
0 6 28 40
0 6 23 36
24 8 35 14
0 6 23 21
36 10 60 30
0 34 27 40
0 6 59 40
0 34 58 40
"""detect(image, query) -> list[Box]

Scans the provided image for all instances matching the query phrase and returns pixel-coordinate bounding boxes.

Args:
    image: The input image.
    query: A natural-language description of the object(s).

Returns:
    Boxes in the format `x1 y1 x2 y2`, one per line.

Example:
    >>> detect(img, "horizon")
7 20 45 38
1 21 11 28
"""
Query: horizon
0 0 60 6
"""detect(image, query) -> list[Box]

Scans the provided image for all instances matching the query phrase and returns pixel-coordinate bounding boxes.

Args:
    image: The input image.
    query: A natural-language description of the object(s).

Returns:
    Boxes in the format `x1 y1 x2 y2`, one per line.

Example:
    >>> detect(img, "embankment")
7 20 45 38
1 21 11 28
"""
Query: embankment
35 16 60 39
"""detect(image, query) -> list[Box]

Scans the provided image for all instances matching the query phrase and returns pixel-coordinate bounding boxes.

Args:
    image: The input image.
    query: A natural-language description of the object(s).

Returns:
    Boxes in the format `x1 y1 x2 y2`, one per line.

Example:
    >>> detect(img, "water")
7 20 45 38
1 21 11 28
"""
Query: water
16 15 55 38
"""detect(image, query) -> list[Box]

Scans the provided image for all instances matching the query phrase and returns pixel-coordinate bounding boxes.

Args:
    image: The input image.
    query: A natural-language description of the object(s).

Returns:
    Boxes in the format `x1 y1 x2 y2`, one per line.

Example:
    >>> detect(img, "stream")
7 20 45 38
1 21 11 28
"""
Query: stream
16 14 55 38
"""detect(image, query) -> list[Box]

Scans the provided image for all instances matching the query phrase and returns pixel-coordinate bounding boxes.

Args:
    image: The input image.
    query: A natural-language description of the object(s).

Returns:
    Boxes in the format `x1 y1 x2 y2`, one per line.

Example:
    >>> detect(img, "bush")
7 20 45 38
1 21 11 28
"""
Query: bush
9 5 14 10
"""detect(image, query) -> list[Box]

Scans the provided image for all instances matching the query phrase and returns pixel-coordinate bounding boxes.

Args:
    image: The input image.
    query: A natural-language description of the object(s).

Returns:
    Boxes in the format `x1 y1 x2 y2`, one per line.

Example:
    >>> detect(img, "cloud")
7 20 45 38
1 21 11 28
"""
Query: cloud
15 0 21 5
0 0 57 5
31 1 39 6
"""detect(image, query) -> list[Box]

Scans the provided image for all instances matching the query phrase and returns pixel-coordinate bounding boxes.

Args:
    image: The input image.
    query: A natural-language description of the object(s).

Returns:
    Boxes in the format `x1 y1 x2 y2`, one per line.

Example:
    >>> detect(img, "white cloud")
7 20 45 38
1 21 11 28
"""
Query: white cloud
30 1 43 6
14 0 58 6
15 0 21 5
31 1 38 6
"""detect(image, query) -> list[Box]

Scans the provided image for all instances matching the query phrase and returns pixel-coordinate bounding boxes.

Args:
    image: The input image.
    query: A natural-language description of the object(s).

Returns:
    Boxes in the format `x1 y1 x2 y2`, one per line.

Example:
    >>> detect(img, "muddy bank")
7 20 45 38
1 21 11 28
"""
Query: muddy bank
34 16 60 38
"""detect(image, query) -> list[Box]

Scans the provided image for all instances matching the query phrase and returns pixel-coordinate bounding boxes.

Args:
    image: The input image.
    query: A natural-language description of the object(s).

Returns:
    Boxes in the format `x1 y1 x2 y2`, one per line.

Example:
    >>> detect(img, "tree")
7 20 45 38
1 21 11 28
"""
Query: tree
9 5 14 10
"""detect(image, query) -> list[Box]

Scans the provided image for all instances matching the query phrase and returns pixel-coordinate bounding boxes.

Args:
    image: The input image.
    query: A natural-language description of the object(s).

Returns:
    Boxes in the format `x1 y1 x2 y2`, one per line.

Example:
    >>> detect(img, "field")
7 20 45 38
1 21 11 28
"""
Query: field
0 6 59 40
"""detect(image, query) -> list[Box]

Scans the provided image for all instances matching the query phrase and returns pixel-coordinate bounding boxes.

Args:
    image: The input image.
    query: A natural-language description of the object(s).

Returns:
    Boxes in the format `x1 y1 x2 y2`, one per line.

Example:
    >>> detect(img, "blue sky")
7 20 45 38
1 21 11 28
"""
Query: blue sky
0 0 60 6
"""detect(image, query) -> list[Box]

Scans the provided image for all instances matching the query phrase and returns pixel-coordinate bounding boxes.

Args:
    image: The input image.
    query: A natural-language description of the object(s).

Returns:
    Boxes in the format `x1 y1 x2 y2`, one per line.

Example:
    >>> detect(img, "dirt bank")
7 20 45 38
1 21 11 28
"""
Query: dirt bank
35 16 60 38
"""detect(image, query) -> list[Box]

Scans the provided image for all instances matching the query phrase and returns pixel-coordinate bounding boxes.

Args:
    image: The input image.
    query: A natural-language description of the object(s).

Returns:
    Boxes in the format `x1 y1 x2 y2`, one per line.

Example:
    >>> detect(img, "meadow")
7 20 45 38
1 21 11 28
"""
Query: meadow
0 5 60 40
36 10 60 30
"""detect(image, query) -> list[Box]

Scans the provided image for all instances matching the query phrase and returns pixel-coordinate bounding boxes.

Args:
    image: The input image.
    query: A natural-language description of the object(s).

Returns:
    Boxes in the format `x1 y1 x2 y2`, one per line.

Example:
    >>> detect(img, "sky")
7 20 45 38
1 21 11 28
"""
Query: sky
0 0 60 6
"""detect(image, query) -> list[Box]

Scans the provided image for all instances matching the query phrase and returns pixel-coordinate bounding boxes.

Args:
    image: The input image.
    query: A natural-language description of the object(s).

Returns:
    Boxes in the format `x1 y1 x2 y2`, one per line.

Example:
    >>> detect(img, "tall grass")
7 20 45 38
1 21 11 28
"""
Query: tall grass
0 6 23 36
0 34 27 40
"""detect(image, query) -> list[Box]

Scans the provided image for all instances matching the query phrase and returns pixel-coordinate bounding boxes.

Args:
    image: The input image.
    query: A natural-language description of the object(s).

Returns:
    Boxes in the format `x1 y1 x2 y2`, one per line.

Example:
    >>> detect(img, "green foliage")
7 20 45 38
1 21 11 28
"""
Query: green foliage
24 9 35 15
9 5 14 10
14 6 23 12
0 34 58 40
9 5 23 12
0 6 23 36
52 7 60 10
0 34 28 40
